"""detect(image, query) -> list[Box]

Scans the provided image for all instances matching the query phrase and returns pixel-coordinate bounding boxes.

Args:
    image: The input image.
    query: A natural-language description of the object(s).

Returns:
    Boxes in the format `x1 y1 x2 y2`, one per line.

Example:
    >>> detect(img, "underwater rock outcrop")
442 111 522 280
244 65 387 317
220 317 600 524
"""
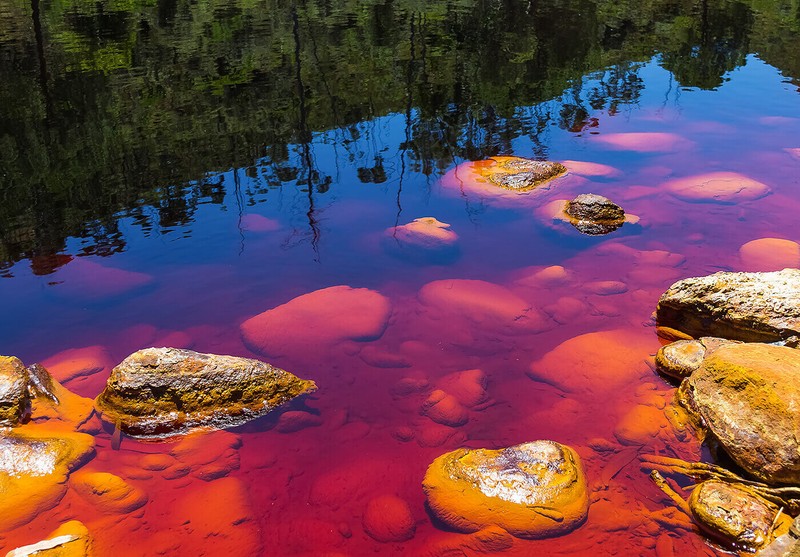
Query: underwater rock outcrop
422 441 588 538
95 347 316 437
663 171 771 203
656 269 800 343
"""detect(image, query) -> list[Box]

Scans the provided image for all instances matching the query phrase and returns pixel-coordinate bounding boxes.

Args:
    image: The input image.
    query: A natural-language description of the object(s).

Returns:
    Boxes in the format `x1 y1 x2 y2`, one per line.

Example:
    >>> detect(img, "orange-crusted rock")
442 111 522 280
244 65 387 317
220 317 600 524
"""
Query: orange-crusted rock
422 441 588 538
71 471 148 514
527 329 653 394
0 428 95 532
663 171 771 203
654 337 737 379
421 390 469 427
436 369 487 408
419 525 514 556
95 348 316 437
0 356 30 426
5 520 93 557
614 404 665 445
419 279 550 333
241 286 392 357
739 238 800 272
26 364 95 430
362 495 416 542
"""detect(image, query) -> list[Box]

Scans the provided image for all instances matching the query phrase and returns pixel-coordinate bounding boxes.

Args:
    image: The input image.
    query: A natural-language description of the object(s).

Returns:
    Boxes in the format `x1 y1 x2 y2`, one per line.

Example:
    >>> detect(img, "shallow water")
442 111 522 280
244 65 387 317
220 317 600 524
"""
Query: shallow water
2 0 800 554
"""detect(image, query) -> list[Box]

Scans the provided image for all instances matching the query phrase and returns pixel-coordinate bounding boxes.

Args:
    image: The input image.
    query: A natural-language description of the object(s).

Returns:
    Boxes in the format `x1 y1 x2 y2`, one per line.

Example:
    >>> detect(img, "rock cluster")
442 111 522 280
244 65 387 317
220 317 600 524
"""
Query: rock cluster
95 347 317 437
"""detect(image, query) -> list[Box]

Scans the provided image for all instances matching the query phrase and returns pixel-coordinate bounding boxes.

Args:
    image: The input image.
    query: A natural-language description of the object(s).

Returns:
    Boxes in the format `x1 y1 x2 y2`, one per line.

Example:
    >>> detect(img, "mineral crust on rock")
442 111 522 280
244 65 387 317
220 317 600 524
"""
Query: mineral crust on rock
689 480 778 551
422 440 588 538
481 157 567 191
0 356 31 426
680 342 800 484
655 337 738 379
95 348 316 437
656 269 800 343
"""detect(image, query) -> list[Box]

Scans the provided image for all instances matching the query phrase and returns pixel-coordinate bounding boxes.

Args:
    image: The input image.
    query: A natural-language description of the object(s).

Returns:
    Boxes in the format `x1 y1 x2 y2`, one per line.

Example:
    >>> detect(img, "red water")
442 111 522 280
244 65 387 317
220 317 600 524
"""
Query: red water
2 59 800 556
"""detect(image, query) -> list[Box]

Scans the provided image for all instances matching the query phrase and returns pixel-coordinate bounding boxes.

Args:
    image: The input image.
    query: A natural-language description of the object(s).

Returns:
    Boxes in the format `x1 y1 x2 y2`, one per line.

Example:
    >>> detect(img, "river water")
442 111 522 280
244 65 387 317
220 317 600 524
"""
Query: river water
2 0 800 555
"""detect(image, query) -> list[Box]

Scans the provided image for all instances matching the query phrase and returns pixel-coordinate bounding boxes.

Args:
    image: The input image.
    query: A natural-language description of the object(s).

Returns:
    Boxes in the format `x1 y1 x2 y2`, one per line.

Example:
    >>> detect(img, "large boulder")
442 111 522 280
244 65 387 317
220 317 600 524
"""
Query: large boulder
680 343 800 484
95 348 316 437
656 269 800 343
0 356 30 425
422 441 588 538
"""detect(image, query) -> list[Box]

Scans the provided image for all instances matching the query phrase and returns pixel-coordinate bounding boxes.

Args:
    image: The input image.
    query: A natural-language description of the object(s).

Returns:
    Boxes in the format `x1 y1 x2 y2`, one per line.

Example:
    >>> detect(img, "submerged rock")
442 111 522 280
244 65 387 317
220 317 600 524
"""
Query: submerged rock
71 471 148 514
656 269 800 343
0 356 31 426
362 495 416 543
689 480 778 551
383 217 459 262
422 440 588 538
5 520 93 557
663 171 771 203
739 238 800 272
95 348 317 437
564 193 626 235
680 342 800 484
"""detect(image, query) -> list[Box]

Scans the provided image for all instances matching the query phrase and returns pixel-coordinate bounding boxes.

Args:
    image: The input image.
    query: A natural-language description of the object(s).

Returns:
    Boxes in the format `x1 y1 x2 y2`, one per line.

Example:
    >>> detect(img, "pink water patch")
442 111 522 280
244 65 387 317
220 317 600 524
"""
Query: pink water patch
594 132 689 152
240 214 281 232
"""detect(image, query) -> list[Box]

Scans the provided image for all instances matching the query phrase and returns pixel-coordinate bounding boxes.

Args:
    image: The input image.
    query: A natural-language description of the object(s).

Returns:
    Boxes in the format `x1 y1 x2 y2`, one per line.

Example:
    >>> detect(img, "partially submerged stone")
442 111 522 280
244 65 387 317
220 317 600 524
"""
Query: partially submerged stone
656 269 800 343
655 337 737 379
689 480 778 551
564 194 626 235
5 520 93 557
681 343 800 484
479 157 567 191
384 217 458 253
0 356 31 426
0 428 95 531
422 441 588 538
95 347 317 437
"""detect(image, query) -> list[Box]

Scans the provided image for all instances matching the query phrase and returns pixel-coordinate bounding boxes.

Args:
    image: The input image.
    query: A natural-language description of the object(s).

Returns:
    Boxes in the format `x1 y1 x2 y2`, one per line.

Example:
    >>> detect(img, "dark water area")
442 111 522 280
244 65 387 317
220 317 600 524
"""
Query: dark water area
2 0 800 555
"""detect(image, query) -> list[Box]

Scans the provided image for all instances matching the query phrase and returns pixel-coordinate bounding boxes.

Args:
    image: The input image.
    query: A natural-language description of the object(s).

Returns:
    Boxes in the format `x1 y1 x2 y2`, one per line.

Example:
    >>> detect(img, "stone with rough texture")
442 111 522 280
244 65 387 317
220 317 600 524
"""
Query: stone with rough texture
681 343 800 484
362 495 416 542
95 348 316 437
0 428 95 532
655 337 737 379
563 193 626 235
689 480 778 551
656 269 800 343
241 286 392 358
0 356 30 426
480 157 566 191
422 441 588 538
5 520 93 557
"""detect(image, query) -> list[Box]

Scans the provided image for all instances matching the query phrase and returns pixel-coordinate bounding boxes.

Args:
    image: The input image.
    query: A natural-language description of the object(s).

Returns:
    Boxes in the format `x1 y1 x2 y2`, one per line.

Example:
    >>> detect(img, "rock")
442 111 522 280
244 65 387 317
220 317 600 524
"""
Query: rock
241 286 392 358
656 269 800 343
419 279 550 333
41 346 113 384
739 238 800 272
439 157 567 202
383 218 459 262
421 390 469 427
0 428 95 532
614 404 665 445
5 520 93 557
689 480 778 551
362 495 416 542
71 471 148 514
655 338 737 379
564 194 626 236
436 369 487 408
0 356 30 426
275 410 323 433
664 172 771 203
585 280 628 295
681 343 800 483
422 441 588 538
95 348 316 437
170 430 241 481
527 329 653 394
477 157 566 191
